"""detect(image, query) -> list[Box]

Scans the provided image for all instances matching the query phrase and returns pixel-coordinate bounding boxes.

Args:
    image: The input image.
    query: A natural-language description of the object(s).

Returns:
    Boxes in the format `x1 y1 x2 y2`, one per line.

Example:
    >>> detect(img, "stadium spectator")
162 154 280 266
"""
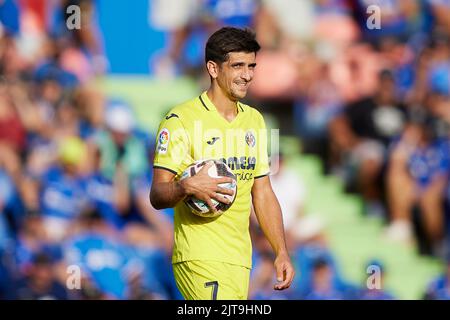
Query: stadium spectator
22 136 90 242
351 0 426 45
92 100 148 182
48 0 106 76
73 86 105 139
303 257 345 300
293 61 343 161
269 153 306 233
62 208 146 299
0 167 17 246
0 0 20 36
151 0 259 78
12 211 51 275
289 226 356 299
423 253 450 299
385 109 448 252
328 69 408 217
7 251 68 300
427 0 450 37
0 85 26 153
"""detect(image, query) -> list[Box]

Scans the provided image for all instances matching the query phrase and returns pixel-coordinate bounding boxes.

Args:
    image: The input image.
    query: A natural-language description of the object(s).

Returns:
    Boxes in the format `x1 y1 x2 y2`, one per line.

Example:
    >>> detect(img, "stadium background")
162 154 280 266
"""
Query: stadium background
1 0 450 300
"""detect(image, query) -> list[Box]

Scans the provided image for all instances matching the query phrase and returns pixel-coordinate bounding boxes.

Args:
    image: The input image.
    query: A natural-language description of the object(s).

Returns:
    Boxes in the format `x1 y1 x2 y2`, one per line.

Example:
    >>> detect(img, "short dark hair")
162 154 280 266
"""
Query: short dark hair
205 27 260 64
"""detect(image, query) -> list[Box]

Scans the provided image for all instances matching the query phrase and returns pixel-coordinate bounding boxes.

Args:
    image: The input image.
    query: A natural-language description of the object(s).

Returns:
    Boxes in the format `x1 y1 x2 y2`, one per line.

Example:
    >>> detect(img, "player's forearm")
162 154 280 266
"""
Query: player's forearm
252 191 289 256
150 180 187 209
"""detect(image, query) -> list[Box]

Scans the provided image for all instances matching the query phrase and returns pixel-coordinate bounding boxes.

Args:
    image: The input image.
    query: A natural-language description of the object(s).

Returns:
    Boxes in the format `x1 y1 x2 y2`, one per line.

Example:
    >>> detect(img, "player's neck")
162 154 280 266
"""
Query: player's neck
206 86 238 121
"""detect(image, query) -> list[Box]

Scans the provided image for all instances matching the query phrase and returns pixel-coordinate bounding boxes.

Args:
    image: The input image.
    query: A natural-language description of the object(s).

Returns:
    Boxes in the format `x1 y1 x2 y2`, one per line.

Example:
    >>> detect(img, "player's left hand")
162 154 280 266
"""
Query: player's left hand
273 252 295 290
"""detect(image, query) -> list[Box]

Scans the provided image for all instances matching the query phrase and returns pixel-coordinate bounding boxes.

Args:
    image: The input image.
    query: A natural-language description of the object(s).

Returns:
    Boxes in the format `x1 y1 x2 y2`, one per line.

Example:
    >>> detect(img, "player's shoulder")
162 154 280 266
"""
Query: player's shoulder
168 99 196 116
163 96 202 120
239 102 265 122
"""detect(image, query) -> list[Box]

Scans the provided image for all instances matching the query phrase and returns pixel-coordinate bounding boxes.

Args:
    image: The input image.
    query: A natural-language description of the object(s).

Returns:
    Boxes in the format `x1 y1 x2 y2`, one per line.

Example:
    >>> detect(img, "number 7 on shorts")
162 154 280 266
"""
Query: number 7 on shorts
204 281 218 300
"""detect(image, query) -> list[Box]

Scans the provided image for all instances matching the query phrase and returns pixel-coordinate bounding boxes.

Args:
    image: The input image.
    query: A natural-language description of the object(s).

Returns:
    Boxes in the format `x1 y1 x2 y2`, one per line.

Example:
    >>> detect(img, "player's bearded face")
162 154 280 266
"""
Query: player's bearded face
218 52 256 100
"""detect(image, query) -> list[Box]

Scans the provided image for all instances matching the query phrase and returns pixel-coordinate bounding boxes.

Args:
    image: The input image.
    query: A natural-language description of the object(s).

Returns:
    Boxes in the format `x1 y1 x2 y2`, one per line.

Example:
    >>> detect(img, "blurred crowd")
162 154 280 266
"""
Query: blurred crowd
0 0 177 300
1 0 450 300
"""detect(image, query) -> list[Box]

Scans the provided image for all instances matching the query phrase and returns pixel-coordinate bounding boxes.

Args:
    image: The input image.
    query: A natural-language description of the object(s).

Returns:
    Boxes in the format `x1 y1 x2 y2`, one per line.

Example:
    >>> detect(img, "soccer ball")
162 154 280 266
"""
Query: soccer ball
180 159 237 218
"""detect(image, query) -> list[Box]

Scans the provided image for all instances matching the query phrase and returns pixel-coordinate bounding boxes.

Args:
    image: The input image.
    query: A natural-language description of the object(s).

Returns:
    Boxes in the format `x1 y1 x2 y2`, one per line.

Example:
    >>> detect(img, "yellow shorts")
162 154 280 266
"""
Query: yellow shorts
173 260 250 300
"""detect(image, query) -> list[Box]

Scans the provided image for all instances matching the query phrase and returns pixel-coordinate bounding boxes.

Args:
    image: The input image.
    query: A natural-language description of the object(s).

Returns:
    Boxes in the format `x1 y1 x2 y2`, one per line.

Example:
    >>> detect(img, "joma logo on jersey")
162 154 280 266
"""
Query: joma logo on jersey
207 137 220 145
219 156 256 171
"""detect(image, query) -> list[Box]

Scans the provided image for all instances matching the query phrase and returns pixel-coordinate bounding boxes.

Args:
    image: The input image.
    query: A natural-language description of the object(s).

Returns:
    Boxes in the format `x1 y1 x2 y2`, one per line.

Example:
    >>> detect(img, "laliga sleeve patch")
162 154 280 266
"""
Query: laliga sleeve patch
157 128 170 154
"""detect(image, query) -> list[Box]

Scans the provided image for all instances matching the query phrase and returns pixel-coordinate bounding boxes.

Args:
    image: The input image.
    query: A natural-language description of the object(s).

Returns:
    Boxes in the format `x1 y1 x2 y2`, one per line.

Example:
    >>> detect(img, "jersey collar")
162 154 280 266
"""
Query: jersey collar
199 91 244 113
199 91 215 111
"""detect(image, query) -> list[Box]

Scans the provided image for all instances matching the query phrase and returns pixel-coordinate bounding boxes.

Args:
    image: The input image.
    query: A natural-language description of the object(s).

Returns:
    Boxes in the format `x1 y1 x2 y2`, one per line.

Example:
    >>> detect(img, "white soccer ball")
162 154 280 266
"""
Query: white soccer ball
180 159 237 218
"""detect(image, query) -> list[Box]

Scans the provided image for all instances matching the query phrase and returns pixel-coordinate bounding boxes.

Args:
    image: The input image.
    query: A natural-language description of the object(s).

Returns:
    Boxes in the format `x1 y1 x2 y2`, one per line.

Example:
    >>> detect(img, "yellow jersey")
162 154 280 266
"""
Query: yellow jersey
153 91 270 268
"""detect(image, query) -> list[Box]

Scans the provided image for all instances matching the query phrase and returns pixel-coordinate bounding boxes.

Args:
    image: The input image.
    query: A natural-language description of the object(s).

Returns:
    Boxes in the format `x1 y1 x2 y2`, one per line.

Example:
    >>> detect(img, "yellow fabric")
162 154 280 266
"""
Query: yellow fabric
173 260 250 300
153 91 270 268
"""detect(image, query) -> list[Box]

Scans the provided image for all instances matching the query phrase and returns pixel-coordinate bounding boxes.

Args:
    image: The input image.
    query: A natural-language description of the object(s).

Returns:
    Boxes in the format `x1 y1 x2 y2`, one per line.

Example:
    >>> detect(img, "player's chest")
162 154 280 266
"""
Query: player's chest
185 121 260 158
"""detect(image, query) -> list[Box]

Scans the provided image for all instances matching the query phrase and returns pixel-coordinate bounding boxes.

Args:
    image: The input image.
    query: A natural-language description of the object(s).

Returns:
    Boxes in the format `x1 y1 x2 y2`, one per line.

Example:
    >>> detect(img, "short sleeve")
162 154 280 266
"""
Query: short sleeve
254 110 270 179
153 112 190 176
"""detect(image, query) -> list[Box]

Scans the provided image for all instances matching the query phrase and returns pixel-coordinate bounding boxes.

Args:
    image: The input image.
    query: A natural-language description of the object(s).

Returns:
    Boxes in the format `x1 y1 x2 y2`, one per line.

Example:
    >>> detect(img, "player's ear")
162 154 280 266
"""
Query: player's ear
206 60 219 79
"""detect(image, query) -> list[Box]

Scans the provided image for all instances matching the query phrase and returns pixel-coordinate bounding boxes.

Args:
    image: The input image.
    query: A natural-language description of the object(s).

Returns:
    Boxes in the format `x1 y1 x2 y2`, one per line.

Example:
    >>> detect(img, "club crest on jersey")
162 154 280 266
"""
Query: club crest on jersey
245 131 256 147
157 128 170 154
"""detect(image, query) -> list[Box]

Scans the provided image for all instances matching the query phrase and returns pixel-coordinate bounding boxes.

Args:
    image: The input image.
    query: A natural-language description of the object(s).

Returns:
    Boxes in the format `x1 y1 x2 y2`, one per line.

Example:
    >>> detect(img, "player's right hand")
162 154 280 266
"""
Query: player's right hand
273 252 295 291
180 162 235 212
